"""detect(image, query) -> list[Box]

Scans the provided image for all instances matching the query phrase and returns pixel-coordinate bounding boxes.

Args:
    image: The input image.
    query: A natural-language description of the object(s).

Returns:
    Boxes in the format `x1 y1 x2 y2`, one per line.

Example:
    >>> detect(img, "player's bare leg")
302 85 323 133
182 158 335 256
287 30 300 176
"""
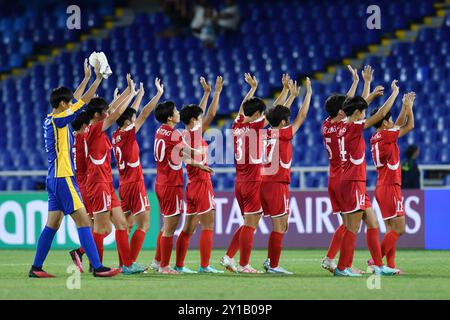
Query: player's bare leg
381 216 405 271
237 213 263 273
322 213 348 272
127 210 150 264
151 228 163 270
160 215 181 274
174 214 199 273
198 210 223 273
265 215 292 275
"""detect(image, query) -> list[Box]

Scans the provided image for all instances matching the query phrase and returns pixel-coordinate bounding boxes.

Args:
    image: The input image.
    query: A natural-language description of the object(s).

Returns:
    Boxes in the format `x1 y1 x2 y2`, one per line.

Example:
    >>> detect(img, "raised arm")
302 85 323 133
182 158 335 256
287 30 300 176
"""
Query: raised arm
73 59 92 100
80 61 103 104
365 85 384 105
364 80 399 129
283 80 300 108
238 73 258 115
102 78 137 131
398 92 415 137
362 65 373 100
292 77 312 135
272 74 291 106
107 74 133 115
202 76 223 130
346 65 359 98
199 77 212 112
131 82 145 112
135 78 164 133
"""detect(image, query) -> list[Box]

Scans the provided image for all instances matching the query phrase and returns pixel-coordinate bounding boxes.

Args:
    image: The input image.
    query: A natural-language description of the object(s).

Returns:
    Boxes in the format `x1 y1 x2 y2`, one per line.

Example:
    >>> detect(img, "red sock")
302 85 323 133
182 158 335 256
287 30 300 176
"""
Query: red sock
115 230 133 267
130 229 146 262
175 231 192 268
155 231 163 262
78 246 85 255
160 235 174 268
326 224 346 259
268 231 284 268
381 230 400 268
239 226 255 267
200 230 213 268
226 225 242 258
366 228 383 267
337 230 357 271
93 232 105 263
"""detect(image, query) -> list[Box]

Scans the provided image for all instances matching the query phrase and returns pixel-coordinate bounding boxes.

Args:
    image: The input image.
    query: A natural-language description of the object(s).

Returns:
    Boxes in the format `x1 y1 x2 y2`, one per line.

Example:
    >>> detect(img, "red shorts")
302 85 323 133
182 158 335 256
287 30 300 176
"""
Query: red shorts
260 182 290 218
340 180 372 214
119 180 150 216
86 181 121 215
78 183 93 217
235 180 262 215
328 177 342 214
155 184 184 217
375 185 405 220
186 179 215 216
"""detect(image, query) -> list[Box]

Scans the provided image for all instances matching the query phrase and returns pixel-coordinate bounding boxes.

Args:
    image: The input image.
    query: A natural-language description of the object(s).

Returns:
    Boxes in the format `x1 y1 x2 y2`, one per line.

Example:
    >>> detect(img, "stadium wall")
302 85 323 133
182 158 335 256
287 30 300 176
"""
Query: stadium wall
0 190 448 250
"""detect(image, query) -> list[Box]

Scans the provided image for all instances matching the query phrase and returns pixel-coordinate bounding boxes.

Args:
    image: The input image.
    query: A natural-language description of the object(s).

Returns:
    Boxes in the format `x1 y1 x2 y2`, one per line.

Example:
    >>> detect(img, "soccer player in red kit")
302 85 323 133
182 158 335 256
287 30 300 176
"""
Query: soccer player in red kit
260 78 312 274
112 78 164 264
85 74 144 275
152 100 213 274
334 80 401 277
320 65 382 272
220 73 267 273
174 76 223 274
369 92 415 272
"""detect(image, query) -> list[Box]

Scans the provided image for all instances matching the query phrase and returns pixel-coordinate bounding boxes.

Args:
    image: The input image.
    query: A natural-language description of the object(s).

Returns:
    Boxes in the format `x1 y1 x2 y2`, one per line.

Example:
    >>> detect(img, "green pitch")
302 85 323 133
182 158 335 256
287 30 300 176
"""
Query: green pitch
0 249 449 299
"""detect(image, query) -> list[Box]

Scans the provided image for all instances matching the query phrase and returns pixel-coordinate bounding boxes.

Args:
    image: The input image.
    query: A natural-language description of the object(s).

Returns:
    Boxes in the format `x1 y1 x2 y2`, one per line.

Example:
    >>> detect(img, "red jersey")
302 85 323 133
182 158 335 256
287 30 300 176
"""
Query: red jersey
232 114 265 182
112 124 144 185
261 126 293 183
337 120 366 181
154 124 184 187
72 131 88 184
370 127 401 186
85 121 112 184
183 124 210 182
322 118 342 179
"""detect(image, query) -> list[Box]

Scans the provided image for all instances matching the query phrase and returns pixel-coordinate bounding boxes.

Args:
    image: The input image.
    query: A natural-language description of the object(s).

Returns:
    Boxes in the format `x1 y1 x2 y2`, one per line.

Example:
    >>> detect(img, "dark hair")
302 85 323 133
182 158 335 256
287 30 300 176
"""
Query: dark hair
50 87 74 109
71 111 90 131
180 104 203 125
324 94 346 118
405 144 419 159
343 96 368 116
86 97 108 119
370 107 392 129
243 97 266 117
265 105 291 127
154 101 176 124
117 108 137 127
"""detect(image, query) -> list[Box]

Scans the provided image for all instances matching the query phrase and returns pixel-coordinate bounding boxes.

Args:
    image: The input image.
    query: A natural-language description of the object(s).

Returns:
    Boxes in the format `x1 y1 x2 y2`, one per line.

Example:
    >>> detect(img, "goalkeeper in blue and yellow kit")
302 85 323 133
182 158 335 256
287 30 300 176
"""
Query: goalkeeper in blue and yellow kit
29 61 120 278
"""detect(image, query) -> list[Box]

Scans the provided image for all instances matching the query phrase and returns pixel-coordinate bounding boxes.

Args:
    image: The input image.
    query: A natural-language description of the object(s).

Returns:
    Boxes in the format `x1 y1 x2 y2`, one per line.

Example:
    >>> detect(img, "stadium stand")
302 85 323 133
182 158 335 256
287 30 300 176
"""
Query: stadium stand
0 0 448 191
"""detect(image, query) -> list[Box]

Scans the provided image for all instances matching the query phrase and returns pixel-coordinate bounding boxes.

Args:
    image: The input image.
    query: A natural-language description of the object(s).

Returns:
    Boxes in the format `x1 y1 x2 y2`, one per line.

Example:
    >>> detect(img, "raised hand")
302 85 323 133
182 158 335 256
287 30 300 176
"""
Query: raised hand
84 59 91 79
126 73 132 88
137 82 145 97
391 79 399 93
288 80 300 97
282 73 291 89
130 79 138 96
347 65 359 82
214 75 223 94
305 77 312 95
371 85 384 97
402 92 416 108
113 88 119 100
155 78 164 95
94 61 102 80
244 73 258 88
200 77 212 93
362 65 373 82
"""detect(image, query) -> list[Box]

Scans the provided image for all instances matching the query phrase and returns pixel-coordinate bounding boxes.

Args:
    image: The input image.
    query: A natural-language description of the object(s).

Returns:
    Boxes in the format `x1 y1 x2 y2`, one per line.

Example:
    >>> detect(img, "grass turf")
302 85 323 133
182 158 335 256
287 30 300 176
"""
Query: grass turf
0 249 449 299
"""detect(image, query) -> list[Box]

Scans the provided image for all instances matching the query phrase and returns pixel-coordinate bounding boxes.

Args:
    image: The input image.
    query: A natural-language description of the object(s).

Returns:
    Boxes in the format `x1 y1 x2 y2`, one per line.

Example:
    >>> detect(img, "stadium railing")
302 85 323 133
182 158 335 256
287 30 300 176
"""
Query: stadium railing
1 165 449 191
